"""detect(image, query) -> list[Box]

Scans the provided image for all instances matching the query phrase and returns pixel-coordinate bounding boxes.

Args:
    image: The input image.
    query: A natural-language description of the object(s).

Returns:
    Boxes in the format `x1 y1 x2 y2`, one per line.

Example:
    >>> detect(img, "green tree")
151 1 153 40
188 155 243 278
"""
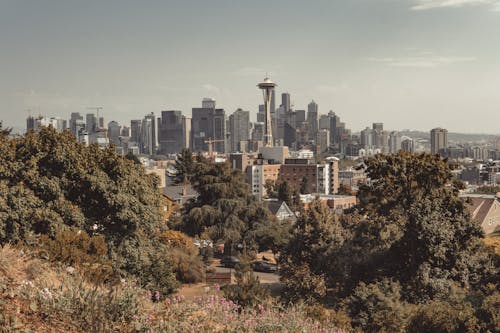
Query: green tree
280 199 342 302
174 148 195 184
0 127 178 294
223 250 269 308
175 159 279 254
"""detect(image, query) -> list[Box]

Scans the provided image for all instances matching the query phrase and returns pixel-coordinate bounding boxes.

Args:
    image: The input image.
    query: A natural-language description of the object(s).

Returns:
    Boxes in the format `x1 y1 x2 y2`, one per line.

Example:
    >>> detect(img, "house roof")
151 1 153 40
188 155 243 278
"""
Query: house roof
465 196 500 235
266 200 286 215
162 185 198 205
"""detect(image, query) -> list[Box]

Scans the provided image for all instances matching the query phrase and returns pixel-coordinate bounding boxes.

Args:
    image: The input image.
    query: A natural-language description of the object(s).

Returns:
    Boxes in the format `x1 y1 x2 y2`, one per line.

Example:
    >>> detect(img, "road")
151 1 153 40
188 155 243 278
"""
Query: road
214 264 280 284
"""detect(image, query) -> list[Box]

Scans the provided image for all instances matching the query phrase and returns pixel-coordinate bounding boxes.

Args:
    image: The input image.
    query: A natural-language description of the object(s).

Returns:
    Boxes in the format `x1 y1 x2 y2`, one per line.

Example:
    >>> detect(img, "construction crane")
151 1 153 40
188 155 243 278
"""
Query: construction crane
204 137 224 160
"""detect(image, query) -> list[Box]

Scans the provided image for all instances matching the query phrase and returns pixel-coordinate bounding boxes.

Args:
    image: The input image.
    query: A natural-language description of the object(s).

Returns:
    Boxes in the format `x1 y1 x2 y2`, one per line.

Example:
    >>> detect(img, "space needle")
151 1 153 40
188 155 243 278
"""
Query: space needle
257 77 277 147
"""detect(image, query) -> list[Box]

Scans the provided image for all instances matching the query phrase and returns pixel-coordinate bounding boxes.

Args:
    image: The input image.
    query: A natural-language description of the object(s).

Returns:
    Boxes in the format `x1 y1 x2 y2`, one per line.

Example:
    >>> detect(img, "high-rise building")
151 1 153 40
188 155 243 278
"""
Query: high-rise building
401 138 414 153
360 127 373 148
182 116 191 150
141 116 155 155
213 109 226 153
26 115 36 131
69 112 83 137
257 105 265 123
430 128 448 155
192 98 226 153
98 117 105 130
107 121 121 145
144 112 157 151
86 113 97 134
316 129 330 154
257 78 277 147
121 126 130 138
192 101 214 152
158 110 184 154
307 100 318 140
319 114 330 130
202 97 216 109
229 108 250 152
389 131 402 154
130 120 142 144
281 93 291 113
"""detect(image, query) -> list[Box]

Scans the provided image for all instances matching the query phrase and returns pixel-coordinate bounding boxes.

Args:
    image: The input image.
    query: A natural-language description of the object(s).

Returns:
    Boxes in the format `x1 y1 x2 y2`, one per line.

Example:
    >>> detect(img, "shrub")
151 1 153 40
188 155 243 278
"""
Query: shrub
32 227 117 284
407 300 480 333
161 230 205 284
22 275 141 333
344 279 413 333
305 305 352 331
223 253 269 308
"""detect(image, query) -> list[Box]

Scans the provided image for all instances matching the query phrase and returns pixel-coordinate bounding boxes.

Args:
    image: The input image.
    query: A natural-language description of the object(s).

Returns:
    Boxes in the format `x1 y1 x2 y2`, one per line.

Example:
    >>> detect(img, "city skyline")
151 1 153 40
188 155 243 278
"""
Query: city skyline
1 0 500 134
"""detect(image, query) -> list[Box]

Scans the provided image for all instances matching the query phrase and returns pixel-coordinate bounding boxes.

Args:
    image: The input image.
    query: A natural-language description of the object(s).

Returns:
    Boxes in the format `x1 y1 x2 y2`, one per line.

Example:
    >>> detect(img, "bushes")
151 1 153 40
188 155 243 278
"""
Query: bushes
0 128 179 294
161 230 205 284
344 279 413 333
20 275 142 333
223 254 269 308
406 301 480 333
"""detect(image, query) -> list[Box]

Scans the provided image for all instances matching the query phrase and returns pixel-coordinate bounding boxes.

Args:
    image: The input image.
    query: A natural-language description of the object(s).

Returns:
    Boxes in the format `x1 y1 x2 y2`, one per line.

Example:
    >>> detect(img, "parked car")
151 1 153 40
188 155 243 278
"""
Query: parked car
220 255 240 268
251 261 278 273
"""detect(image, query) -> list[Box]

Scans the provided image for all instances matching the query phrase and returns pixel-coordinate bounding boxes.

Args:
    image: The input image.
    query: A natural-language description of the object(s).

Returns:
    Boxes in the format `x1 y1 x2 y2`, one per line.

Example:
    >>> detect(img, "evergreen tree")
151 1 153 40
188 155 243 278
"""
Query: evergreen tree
223 249 269 308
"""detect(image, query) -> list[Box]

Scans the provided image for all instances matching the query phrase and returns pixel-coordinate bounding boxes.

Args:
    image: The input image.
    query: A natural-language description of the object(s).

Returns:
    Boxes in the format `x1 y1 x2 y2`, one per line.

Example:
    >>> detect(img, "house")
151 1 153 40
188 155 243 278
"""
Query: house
464 193 500 235
264 200 296 222
162 185 198 207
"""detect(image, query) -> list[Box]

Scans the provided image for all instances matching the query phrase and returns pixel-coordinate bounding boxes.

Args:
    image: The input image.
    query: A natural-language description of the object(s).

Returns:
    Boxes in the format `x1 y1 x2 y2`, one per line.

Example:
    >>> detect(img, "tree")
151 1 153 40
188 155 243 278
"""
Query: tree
0 127 178 293
174 159 279 254
223 249 269 308
353 152 496 301
280 199 343 302
277 180 293 207
174 148 195 184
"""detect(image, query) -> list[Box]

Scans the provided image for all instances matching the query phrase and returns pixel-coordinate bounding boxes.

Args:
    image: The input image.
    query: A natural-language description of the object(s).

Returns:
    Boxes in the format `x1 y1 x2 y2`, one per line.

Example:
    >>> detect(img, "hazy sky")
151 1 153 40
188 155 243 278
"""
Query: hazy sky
1 0 499 133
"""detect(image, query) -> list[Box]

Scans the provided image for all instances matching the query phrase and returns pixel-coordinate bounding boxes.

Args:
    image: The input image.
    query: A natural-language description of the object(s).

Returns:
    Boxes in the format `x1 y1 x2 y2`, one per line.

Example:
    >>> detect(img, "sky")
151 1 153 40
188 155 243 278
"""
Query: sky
0 0 499 134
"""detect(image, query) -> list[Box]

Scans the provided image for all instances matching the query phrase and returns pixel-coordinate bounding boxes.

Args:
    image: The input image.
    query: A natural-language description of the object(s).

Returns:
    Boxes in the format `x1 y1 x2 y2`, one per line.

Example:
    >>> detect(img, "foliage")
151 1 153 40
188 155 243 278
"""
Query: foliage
406 300 480 333
161 229 206 283
175 157 285 254
1 243 344 333
280 152 499 331
173 148 196 184
338 184 355 196
280 199 342 302
344 279 413 333
474 185 500 195
0 127 177 293
34 227 116 284
223 250 269 308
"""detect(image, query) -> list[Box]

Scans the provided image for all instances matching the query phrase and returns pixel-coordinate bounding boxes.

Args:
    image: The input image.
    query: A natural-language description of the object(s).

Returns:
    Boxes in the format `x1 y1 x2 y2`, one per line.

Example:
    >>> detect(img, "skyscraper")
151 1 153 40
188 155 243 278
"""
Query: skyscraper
158 110 184 154
360 127 373 148
130 120 142 144
257 78 277 147
141 115 155 155
144 112 157 151
307 100 318 140
69 112 83 137
430 128 448 155
86 113 97 134
229 108 250 152
281 92 291 113
107 121 121 145
192 98 226 153
213 108 226 153
389 131 402 154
